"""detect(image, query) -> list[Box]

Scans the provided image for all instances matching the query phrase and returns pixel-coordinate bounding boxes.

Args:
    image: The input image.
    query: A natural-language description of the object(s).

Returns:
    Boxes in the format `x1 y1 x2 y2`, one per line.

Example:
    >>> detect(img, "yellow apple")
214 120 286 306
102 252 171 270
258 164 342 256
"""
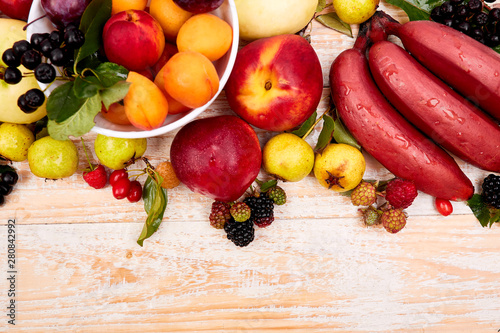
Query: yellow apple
235 0 318 40
0 18 47 124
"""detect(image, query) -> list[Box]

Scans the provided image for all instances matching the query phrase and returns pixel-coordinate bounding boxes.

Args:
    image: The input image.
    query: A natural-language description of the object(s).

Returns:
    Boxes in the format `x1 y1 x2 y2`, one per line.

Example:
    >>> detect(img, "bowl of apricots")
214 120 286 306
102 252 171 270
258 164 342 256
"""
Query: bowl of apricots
26 0 239 138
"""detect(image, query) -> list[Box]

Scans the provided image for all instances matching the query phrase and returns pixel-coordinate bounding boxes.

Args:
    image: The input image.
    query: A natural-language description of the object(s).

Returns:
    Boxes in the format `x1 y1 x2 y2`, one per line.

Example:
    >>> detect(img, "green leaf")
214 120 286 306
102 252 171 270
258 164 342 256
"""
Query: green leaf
94 62 129 88
467 194 500 227
46 82 87 123
260 179 278 192
333 117 361 150
73 76 102 99
138 173 168 247
75 0 112 67
315 114 335 151
385 0 446 21
47 94 102 140
99 81 131 109
494 45 500 54
290 111 317 137
316 0 328 12
316 12 352 37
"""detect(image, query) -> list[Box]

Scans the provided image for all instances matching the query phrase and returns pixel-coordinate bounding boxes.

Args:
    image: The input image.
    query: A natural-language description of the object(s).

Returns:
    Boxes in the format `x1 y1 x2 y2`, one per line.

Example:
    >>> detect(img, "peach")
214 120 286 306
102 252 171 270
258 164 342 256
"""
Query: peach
102 10 165 72
149 0 193 42
154 64 191 115
152 41 178 77
124 71 169 130
176 13 232 62
111 0 147 15
225 34 323 132
101 101 132 125
162 51 219 109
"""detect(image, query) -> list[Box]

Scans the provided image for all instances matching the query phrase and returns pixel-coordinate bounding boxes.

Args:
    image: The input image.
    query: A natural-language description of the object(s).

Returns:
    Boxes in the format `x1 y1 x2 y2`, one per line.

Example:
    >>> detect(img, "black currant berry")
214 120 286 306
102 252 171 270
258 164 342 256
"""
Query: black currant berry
440 2 455 17
456 21 472 35
0 183 13 196
1 171 18 186
17 94 37 113
30 33 49 51
468 0 482 13
471 27 484 41
64 28 85 49
2 48 20 67
450 0 462 4
3 67 22 84
486 34 500 47
34 63 56 83
490 8 500 23
474 12 489 26
431 6 443 22
443 18 454 27
40 39 55 58
455 5 469 18
49 48 68 66
49 30 64 47
12 40 31 57
25 88 46 108
0 194 4 206
21 49 42 70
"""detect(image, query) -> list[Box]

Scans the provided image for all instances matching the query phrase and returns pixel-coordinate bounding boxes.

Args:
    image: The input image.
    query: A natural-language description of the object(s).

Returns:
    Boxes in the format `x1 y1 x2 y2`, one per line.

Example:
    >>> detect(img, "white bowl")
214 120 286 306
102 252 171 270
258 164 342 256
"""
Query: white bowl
27 0 239 139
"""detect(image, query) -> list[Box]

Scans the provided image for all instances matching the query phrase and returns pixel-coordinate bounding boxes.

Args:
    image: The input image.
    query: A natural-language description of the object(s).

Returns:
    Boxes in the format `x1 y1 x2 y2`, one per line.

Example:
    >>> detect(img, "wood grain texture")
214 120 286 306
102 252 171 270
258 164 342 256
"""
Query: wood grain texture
1 1 500 332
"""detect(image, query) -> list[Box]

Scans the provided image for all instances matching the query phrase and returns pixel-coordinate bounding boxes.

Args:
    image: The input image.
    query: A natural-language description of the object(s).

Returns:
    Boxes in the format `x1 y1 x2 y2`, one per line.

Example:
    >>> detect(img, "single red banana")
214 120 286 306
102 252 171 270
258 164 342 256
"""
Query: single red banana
330 25 474 201
368 40 500 172
380 15 500 121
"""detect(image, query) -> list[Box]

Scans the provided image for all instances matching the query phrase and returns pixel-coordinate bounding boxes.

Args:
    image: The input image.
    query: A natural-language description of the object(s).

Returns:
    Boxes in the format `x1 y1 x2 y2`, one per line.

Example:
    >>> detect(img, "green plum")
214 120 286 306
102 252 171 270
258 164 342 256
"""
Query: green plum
0 123 35 162
94 134 147 170
28 136 79 179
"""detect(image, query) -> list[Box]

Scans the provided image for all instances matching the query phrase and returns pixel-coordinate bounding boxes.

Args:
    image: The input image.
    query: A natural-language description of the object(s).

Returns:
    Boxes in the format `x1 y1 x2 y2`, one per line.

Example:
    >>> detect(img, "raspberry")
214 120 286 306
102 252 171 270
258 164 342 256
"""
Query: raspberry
385 178 418 209
155 161 180 189
351 181 376 206
481 174 500 209
268 186 286 205
224 218 255 247
83 164 107 189
381 209 407 233
230 202 251 222
244 193 274 227
359 206 381 226
209 201 231 229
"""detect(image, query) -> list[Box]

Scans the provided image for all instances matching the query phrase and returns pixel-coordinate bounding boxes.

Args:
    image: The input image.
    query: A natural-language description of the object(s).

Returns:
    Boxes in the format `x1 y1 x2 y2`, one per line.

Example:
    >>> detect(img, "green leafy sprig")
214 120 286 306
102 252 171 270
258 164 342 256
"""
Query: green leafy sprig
467 194 500 228
45 0 131 140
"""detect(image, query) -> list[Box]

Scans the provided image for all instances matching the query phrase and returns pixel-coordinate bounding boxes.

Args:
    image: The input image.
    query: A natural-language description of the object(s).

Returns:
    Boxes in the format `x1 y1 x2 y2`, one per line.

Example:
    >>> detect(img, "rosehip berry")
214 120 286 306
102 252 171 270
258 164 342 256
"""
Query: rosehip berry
109 169 128 186
112 177 131 200
435 198 453 216
127 180 142 203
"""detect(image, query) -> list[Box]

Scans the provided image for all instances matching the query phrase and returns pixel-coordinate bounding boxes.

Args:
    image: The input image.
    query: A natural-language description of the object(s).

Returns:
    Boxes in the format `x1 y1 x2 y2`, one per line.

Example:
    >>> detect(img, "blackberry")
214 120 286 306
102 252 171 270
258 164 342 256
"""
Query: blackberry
209 200 231 229
481 174 500 209
244 193 274 227
267 186 286 205
224 218 255 247
230 202 251 222
253 214 274 228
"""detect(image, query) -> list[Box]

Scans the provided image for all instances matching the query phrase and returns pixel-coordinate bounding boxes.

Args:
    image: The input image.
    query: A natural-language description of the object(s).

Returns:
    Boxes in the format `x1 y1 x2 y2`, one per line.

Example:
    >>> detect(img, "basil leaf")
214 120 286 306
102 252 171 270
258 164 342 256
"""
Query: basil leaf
75 0 112 67
100 81 131 109
316 12 353 37
47 94 102 140
290 111 317 137
385 0 445 21
73 76 102 99
333 117 361 150
138 173 168 246
94 62 129 88
315 114 335 151
46 81 87 123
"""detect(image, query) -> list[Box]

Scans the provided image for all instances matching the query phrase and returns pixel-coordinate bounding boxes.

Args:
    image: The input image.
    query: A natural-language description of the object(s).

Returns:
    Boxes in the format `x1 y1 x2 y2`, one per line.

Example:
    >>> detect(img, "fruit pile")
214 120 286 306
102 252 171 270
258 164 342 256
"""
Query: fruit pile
430 0 499 46
209 182 287 247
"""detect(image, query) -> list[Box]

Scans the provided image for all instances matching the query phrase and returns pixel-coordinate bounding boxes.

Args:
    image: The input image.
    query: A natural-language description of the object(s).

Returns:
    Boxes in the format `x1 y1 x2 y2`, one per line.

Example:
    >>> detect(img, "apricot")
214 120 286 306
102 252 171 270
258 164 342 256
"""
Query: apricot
101 102 131 126
111 0 147 15
154 65 192 115
149 0 193 42
177 13 233 62
162 51 220 109
124 71 169 130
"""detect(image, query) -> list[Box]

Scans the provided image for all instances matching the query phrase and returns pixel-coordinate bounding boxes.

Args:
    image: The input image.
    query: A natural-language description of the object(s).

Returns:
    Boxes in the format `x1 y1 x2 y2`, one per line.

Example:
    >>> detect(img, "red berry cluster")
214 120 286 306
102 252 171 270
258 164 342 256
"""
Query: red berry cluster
109 169 142 202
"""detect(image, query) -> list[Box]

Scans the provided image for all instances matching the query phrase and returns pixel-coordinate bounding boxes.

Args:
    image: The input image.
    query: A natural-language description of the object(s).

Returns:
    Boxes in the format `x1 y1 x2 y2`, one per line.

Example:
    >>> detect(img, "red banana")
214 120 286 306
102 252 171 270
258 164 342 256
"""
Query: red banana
380 15 500 121
368 40 500 172
329 25 474 201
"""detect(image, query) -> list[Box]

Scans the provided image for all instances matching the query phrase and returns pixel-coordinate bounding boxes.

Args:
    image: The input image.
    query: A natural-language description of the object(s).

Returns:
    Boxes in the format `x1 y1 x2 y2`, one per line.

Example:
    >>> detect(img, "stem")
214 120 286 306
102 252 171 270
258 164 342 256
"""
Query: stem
301 104 332 141
80 137 94 171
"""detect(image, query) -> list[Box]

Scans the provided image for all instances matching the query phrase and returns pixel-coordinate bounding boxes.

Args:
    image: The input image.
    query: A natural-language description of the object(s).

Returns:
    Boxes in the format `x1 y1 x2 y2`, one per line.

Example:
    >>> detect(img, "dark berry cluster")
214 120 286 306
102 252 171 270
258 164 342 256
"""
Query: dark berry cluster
208 185 287 247
1 23 85 114
0 168 19 206
481 174 500 209
430 0 500 47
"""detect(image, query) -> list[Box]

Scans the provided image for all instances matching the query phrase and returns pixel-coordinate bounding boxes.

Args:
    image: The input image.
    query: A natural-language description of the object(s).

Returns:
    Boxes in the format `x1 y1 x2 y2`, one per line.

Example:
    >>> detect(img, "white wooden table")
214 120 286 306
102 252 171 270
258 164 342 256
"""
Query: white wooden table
2 1 500 331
